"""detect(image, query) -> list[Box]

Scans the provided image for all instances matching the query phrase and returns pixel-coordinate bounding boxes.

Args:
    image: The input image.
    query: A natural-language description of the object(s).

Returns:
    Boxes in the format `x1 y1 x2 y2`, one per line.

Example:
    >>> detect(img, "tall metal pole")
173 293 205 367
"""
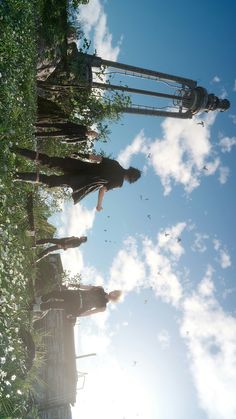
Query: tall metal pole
76 52 231 118
92 81 184 101
75 353 97 359
85 53 197 88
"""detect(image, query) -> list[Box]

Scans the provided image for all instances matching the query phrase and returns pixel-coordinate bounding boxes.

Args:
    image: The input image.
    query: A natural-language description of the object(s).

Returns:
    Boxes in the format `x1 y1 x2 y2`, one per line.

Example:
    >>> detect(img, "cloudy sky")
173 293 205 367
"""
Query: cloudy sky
51 1 236 418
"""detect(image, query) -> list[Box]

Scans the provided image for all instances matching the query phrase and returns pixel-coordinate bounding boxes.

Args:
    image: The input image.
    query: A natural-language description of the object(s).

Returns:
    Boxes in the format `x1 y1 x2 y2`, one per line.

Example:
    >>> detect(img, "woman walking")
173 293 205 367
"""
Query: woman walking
13 147 141 210
36 236 87 262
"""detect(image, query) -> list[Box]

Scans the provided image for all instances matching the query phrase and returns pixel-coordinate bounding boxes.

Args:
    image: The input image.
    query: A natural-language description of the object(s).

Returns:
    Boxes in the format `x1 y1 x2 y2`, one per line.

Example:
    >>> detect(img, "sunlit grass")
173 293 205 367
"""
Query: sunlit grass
0 0 39 416
0 0 90 415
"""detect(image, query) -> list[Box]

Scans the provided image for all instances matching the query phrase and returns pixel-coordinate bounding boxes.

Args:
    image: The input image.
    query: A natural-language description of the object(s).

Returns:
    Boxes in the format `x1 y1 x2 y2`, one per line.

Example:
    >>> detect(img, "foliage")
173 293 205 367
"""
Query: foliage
0 2 37 414
61 270 82 287
70 0 89 9
0 1 59 416
0 0 37 145
0 146 36 417
36 0 68 52
37 82 131 141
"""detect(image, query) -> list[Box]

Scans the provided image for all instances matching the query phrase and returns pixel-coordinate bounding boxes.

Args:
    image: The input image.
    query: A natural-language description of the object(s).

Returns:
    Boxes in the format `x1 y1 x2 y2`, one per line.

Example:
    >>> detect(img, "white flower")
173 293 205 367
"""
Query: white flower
11 375 16 381
0 371 7 379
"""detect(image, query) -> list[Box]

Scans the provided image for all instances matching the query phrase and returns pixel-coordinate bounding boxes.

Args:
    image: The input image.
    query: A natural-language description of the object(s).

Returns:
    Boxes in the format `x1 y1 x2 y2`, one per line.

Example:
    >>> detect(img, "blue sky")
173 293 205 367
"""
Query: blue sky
51 1 236 418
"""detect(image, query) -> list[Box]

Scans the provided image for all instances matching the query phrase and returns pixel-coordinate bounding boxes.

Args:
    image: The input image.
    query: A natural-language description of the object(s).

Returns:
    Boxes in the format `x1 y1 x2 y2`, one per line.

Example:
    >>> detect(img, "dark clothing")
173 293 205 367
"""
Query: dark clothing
71 157 125 204
36 245 59 262
36 236 85 248
35 122 88 142
35 236 86 262
40 287 108 316
15 148 125 204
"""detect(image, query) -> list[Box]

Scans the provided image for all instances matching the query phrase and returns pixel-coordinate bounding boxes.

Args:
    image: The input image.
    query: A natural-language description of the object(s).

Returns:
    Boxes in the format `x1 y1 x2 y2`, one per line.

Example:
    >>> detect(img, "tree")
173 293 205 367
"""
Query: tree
37 44 131 142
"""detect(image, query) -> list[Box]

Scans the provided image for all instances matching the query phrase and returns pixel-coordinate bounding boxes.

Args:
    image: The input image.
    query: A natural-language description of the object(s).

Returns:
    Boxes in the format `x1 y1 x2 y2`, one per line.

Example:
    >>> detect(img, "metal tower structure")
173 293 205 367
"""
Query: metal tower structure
80 52 230 119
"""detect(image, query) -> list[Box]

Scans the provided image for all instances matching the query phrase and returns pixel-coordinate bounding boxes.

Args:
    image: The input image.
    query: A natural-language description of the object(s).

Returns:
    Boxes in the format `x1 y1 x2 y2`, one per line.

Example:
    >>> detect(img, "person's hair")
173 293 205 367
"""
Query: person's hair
126 167 142 183
108 290 122 303
81 236 87 242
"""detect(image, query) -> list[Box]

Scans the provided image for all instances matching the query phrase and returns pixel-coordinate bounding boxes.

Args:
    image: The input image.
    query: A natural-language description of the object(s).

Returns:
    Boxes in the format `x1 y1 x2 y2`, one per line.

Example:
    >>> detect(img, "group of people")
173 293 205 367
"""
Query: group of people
13 139 142 318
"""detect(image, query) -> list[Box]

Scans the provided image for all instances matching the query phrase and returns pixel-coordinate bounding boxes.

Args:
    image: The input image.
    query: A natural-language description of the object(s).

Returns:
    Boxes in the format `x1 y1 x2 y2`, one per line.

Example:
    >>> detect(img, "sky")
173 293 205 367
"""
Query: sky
50 1 236 418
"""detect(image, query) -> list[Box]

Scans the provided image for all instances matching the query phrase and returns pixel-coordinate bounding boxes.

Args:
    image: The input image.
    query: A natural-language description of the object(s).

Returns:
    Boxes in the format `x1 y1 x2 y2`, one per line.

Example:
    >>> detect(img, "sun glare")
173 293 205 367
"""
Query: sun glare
72 356 152 419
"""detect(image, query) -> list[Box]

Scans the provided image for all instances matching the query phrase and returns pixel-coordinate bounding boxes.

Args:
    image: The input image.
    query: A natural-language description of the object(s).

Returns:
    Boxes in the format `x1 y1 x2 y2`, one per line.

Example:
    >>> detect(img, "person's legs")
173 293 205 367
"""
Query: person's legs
35 131 64 138
14 172 52 184
13 148 69 171
14 172 72 188
40 300 65 311
36 245 59 262
41 290 70 302
36 238 62 245
13 147 92 173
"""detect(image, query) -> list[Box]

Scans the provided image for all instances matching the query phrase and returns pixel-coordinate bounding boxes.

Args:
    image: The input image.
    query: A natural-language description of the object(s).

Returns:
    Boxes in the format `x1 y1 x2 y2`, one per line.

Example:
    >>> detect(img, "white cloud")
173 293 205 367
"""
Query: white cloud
94 12 121 61
61 247 84 276
212 239 231 269
108 237 146 293
219 166 230 184
219 136 236 153
58 202 96 237
143 237 183 307
180 271 236 419
79 0 102 34
219 249 231 269
191 232 209 253
106 223 186 307
79 0 121 61
71 221 235 419
56 203 96 275
198 265 215 296
107 222 187 307
229 114 236 124
117 113 219 195
212 75 220 83
213 238 221 251
157 223 186 262
118 130 147 167
150 115 219 194
157 329 171 349
219 87 228 99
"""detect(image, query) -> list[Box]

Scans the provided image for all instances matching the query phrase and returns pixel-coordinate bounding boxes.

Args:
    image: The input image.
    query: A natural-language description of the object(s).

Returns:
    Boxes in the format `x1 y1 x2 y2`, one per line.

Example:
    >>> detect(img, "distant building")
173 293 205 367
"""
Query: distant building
33 254 77 419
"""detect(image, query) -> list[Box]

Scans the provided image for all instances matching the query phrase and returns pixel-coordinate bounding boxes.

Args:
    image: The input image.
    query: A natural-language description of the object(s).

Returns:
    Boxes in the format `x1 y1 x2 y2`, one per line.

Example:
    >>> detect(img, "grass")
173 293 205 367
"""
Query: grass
0 0 91 416
0 0 40 416
0 0 58 416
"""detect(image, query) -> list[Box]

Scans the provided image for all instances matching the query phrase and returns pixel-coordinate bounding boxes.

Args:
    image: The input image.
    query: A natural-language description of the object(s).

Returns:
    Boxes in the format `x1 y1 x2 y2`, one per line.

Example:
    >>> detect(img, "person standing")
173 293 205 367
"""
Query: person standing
35 236 87 262
35 121 98 143
34 285 122 318
13 148 141 210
